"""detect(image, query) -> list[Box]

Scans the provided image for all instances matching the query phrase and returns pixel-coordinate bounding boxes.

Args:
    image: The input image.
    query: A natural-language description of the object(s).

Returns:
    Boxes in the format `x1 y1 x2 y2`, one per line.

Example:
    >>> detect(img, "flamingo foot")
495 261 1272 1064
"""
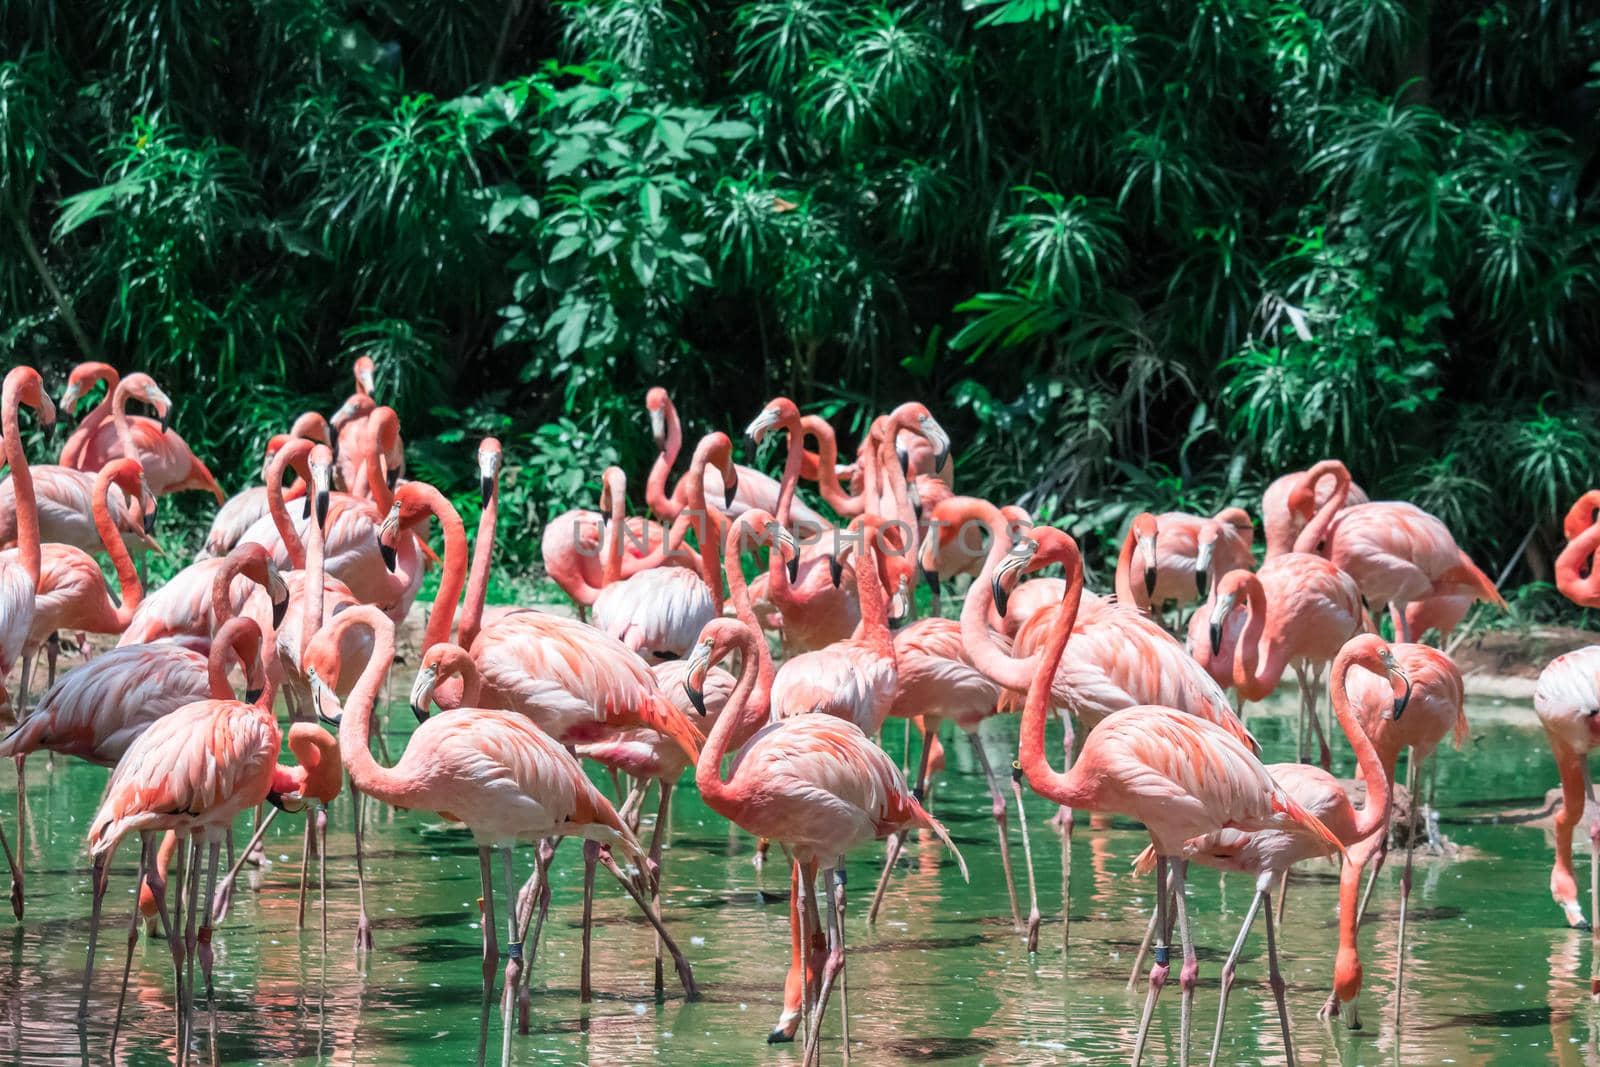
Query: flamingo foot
354 914 374 952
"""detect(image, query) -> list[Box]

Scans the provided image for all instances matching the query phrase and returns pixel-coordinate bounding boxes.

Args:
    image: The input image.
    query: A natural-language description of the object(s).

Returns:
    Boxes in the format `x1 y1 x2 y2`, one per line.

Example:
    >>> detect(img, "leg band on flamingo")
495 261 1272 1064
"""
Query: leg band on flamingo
1155 946 1170 967
509 942 523 960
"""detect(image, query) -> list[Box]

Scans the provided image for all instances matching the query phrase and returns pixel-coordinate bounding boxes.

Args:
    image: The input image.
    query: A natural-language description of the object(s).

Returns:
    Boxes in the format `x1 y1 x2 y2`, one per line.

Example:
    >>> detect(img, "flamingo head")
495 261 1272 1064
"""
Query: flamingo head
59 362 115 419
5 366 55 428
330 392 375 432
411 643 474 722
734 509 798 584
645 386 672 445
744 397 801 455
290 410 332 447
1343 633 1411 721
1195 522 1220 601
688 433 737 509
353 355 377 397
1207 569 1254 657
308 444 334 532
368 406 402 489
235 543 291 628
1130 512 1158 598
683 617 748 716
885 402 950 473
478 437 503 506
122 373 172 432
1286 459 1350 520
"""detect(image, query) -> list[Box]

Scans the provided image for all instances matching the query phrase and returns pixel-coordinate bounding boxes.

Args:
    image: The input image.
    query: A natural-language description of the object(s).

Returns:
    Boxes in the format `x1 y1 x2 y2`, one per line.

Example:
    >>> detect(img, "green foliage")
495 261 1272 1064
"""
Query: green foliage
1 0 1597 602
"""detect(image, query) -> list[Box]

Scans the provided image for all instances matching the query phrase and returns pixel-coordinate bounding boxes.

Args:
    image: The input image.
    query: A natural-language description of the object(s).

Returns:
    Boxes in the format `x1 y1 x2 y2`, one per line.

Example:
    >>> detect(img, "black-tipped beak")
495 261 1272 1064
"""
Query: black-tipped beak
302 494 312 520
1393 672 1412 720
142 506 157 535
1209 621 1222 657
159 410 169 434
411 702 431 724
1196 568 1210 601
387 466 400 491
921 565 940 596
934 444 949 472
897 446 910 476
1143 565 1158 598
480 477 494 507
686 685 707 716
786 553 799 584
381 541 397 572
245 687 264 704
744 434 760 463
271 597 289 629
315 489 330 530
267 789 306 814
992 575 1010 618
724 471 739 509
828 554 843 588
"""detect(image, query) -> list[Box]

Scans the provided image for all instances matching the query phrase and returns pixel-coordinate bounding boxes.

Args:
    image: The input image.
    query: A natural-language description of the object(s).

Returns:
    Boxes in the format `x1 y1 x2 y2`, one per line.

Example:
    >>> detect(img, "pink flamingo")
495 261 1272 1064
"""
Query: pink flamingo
456 437 536 650
56 361 121 469
1113 507 1255 616
644 387 829 533
1291 459 1504 641
349 404 405 500
590 464 717 661
1262 462 1369 558
1533 645 1600 929
1316 641 1465 1028
0 462 155 558
1014 532 1344 1064
540 506 693 621
1555 490 1600 608
307 605 697 1064
198 413 329 559
82 618 336 1046
118 542 289 648
1194 553 1363 769
1132 632 1406 1053
0 368 52 713
687 614 967 1063
67 372 224 502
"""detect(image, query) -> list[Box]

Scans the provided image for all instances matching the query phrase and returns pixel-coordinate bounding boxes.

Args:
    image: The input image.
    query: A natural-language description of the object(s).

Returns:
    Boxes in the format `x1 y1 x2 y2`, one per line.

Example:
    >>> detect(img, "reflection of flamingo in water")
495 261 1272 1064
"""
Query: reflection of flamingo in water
1533 646 1600 930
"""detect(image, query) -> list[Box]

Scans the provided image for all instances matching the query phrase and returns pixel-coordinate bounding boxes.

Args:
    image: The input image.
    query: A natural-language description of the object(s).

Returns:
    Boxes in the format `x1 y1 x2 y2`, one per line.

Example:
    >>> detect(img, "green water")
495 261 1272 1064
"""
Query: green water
1 694 1591 1065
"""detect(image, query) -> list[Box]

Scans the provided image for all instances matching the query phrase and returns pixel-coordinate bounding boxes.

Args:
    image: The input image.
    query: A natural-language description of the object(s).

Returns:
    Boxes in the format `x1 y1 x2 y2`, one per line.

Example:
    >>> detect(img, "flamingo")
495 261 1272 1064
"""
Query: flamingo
1262 462 1369 558
644 386 829 534
0 462 155 558
118 542 290 648
57 361 121 469
1012 532 1344 1064
540 507 693 621
457 437 532 651
1113 507 1255 617
82 618 336 1049
66 372 224 502
1315 640 1465 1028
590 464 717 662
1192 554 1363 769
686 614 967 1063
307 605 698 1065
1555 490 1600 608
1133 633 1406 1054
330 392 377 494
1290 458 1504 641
349 404 405 500
1533 645 1600 929
197 412 329 559
0 367 52 711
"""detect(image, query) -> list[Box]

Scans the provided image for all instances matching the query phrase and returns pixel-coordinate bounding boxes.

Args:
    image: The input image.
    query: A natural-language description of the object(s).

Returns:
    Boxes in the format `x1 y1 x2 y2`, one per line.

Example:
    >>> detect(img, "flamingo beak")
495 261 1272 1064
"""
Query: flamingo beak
481 476 494 507
1208 593 1235 657
379 503 400 572
302 493 313 520
271 593 289 629
142 503 157 535
897 445 910 477
58 383 80 419
1383 652 1411 720
245 686 264 704
992 546 1031 618
1196 567 1210 602
920 415 950 472
316 488 330 530
1143 564 1157 599
409 666 438 723
723 466 739 509
310 669 341 727
827 554 843 588
649 407 666 446
267 790 306 814
684 642 712 716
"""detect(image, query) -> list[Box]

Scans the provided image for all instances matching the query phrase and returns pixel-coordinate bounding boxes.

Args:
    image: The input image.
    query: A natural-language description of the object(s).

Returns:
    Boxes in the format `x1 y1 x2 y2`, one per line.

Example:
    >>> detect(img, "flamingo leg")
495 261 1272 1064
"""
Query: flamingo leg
1048 711 1075 830
1173 861 1196 1067
868 725 935 923
352 787 374 951
1393 751 1423 1032
579 839 598 1004
199 840 220 1045
596 846 698 999
78 853 110 1020
647 780 674 999
514 838 556 1033
970 734 1021 935
110 833 154 1055
317 807 329 963
1010 765 1042 953
476 847 498 1067
296 813 314 929
13 754 25 916
796 860 815 1044
1131 856 1171 1066
1296 664 1331 771
770 860 812 1044
213 806 278 923
802 865 849 1067
183 837 203 1063
1128 900 1158 990
0 816 19 920
1276 869 1289 927
1207 883 1265 1066
500 847 519 1067
1261 888 1295 1064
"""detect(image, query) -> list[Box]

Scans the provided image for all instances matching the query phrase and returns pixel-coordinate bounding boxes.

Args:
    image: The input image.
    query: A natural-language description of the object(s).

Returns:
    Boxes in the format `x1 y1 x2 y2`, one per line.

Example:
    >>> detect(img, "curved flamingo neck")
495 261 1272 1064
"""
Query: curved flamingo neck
1292 463 1351 555
1113 525 1139 606
2 378 41 584
210 554 250 626
602 480 626 588
958 510 1036 692
109 378 140 463
266 444 311 568
646 396 683 521
694 627 762 819
803 416 863 517
775 422 806 528
1018 556 1087 806
722 520 774 718
850 534 892 658
1231 575 1290 700
93 466 143 624
302 498 328 658
363 427 394 512
207 625 252 699
1556 523 1600 605
438 647 483 706
63 365 119 468
459 479 498 651
1331 656 1393 843
411 486 470 652
334 614 417 803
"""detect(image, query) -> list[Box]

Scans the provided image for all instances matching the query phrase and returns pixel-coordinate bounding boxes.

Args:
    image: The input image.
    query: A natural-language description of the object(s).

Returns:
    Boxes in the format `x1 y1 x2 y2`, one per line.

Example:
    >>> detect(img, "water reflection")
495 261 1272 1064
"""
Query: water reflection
0 698 1592 1064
